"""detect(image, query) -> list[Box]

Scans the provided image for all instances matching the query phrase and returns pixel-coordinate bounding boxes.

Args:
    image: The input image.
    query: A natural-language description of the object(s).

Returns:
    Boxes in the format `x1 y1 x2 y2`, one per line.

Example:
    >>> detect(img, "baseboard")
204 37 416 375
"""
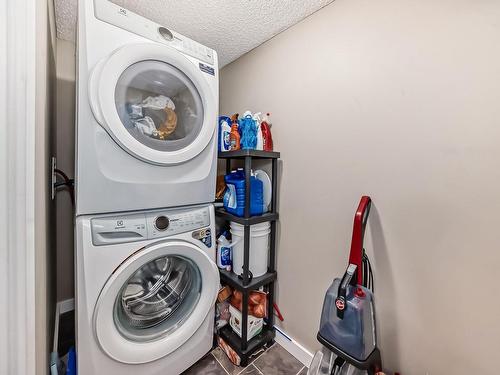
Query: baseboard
274 326 314 368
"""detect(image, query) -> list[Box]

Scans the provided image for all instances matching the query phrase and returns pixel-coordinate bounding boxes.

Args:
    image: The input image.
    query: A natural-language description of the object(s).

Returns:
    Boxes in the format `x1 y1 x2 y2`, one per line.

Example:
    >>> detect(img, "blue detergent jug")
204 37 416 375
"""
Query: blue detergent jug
223 169 264 217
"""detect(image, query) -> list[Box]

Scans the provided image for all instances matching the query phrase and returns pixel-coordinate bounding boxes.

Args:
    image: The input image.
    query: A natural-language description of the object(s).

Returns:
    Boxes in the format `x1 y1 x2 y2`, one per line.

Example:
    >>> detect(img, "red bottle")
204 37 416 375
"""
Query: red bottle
261 113 273 151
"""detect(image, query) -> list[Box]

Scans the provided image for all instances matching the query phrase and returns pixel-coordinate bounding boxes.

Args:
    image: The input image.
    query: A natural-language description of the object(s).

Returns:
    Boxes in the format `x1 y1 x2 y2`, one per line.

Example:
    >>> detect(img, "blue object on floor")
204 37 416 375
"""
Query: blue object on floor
66 346 76 375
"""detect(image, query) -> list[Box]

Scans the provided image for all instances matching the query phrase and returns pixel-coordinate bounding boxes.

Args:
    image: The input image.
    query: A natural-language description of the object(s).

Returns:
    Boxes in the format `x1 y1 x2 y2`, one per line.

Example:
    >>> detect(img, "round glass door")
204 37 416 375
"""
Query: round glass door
94 240 219 364
114 254 201 342
115 60 204 153
89 43 216 165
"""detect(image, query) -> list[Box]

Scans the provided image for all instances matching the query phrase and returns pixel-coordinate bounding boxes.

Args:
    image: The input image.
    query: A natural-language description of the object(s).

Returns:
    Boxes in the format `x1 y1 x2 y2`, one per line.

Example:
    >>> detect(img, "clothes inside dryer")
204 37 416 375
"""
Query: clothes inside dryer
115 60 204 152
114 255 202 342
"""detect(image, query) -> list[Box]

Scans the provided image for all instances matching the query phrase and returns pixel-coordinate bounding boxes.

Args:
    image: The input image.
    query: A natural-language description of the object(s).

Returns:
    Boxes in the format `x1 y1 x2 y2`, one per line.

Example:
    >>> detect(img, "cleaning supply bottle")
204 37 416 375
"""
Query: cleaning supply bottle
261 113 274 151
229 114 241 151
223 169 264 217
254 112 264 150
239 112 258 150
219 116 231 152
217 230 232 270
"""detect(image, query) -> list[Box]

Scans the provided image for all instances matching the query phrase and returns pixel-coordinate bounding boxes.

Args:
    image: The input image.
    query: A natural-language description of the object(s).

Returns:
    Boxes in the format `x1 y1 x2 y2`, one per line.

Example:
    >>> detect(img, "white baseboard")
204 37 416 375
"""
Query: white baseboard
274 326 314 368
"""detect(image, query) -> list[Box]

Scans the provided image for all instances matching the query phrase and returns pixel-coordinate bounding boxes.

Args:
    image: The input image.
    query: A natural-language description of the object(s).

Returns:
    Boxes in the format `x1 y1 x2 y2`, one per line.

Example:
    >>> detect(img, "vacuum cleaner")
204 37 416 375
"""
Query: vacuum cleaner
309 196 382 375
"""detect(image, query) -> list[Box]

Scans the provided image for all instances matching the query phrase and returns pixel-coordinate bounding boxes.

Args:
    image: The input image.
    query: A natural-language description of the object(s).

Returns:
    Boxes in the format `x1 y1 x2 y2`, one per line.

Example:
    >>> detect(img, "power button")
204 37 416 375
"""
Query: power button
155 215 169 231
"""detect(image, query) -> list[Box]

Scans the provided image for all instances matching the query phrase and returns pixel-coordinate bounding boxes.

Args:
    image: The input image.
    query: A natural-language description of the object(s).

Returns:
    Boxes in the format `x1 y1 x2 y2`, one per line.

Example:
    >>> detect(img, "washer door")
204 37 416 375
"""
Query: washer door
94 240 219 364
89 43 216 165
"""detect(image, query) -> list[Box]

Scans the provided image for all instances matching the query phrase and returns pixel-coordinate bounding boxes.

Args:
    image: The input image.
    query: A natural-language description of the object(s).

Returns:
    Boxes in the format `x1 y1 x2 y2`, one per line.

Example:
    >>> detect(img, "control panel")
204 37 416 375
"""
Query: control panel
91 206 211 246
94 0 215 65
145 207 210 239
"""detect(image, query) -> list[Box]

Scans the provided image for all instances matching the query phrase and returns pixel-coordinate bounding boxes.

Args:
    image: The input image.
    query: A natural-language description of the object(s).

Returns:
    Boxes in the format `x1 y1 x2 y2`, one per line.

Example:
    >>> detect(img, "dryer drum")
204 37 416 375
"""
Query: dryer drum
118 256 194 329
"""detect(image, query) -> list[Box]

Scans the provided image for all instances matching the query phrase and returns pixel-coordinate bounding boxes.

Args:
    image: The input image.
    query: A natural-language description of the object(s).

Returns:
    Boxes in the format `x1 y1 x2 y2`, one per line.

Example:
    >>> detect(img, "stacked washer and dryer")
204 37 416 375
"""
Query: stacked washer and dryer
75 1 220 373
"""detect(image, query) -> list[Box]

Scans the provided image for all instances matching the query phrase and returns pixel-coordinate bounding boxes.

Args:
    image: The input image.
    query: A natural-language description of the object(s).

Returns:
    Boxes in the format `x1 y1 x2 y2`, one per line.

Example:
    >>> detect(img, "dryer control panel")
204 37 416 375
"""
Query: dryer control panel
91 206 211 246
93 0 215 65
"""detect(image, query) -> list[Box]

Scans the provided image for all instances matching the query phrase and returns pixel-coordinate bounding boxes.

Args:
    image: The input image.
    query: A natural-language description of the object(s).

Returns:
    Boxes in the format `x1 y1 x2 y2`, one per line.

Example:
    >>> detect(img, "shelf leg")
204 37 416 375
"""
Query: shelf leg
267 282 275 330
241 290 249 351
242 225 250 285
244 156 251 218
271 158 277 213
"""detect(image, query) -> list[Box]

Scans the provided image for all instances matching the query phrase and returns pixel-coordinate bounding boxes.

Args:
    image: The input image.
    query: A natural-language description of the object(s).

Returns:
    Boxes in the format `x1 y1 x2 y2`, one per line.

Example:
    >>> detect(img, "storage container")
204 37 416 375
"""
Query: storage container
223 169 264 217
318 279 376 361
229 304 263 341
230 222 270 277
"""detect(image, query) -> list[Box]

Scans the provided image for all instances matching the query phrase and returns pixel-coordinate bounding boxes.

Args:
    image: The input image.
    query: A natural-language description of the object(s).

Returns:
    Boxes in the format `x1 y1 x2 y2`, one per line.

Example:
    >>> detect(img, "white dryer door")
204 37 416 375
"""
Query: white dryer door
89 43 216 165
94 240 219 364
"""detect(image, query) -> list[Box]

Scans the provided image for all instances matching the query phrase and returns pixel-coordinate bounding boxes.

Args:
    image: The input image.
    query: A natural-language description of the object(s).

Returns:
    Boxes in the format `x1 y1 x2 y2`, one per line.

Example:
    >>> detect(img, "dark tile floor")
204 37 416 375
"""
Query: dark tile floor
183 343 307 375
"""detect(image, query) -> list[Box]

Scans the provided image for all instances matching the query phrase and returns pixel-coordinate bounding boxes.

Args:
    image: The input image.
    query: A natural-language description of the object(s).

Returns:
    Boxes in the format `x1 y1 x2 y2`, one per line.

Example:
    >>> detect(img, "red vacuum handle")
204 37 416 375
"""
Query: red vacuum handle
348 196 372 285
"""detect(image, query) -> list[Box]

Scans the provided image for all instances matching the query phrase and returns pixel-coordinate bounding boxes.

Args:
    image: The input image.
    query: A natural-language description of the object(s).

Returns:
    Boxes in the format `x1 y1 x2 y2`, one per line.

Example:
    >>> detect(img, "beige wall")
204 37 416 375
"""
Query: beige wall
56 38 77 302
35 0 57 373
220 0 500 373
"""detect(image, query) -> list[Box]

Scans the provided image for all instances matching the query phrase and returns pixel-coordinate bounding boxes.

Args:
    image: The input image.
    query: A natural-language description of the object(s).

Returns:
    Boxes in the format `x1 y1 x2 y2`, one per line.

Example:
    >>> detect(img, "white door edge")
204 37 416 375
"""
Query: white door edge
0 0 37 374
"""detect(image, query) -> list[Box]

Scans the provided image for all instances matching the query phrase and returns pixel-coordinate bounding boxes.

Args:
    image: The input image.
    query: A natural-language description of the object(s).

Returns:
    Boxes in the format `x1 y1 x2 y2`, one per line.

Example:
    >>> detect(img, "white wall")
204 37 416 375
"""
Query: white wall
220 0 500 373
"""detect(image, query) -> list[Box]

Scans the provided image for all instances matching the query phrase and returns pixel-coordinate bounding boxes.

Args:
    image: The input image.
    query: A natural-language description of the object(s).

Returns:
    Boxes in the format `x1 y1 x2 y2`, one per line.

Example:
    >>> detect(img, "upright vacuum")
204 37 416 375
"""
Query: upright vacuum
309 196 382 375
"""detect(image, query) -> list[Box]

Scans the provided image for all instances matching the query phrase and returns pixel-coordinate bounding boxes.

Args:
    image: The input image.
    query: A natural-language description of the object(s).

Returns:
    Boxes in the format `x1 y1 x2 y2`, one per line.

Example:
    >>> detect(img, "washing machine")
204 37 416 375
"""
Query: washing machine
76 203 219 374
76 0 219 216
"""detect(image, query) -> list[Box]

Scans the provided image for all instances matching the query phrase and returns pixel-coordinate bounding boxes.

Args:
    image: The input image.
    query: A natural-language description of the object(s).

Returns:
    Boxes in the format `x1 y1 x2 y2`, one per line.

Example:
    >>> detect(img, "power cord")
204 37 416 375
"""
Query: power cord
54 168 74 205
362 250 374 293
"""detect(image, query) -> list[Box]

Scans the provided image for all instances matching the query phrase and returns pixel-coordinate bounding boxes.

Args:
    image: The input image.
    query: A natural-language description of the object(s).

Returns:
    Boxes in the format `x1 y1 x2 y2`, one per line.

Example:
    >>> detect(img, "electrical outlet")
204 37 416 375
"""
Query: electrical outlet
51 157 57 200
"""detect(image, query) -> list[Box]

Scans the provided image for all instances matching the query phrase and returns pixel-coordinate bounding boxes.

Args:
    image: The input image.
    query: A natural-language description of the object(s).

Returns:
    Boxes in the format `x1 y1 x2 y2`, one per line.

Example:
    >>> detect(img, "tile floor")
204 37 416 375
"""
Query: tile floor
182 343 308 375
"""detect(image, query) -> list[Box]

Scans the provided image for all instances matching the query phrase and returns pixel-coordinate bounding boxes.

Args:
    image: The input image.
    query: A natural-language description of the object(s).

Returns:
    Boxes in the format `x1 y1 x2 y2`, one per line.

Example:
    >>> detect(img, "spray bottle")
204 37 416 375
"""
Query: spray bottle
229 113 241 151
261 113 274 151
253 112 264 150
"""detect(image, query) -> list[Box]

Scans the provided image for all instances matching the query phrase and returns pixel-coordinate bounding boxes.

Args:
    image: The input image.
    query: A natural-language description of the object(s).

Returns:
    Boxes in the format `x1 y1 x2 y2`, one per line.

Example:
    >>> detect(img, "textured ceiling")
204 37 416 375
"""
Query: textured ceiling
54 0 334 66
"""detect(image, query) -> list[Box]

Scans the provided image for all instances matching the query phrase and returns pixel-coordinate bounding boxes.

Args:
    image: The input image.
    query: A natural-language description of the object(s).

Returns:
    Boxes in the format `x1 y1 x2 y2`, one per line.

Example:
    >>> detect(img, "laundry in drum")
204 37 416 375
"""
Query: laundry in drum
126 95 178 141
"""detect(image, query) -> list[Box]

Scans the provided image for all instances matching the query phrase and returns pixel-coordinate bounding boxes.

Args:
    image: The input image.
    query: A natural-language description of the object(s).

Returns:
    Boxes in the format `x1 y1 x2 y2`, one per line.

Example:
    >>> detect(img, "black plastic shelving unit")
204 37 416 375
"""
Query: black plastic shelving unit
217 149 280 366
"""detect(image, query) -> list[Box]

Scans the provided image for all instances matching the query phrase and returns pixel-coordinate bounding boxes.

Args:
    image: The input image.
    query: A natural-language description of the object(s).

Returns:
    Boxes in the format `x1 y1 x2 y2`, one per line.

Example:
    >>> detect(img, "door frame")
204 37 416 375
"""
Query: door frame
0 0 37 373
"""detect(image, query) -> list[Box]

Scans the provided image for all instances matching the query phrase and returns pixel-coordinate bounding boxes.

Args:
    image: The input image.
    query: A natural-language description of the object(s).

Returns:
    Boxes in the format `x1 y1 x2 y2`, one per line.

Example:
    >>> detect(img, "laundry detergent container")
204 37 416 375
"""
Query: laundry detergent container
230 222 270 277
223 169 263 217
318 280 376 362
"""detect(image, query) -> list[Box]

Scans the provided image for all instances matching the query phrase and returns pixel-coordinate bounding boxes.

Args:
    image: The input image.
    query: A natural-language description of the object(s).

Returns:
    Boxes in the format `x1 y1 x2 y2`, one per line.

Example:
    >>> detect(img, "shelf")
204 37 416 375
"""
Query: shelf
218 325 275 359
220 269 277 291
216 208 279 225
218 149 280 159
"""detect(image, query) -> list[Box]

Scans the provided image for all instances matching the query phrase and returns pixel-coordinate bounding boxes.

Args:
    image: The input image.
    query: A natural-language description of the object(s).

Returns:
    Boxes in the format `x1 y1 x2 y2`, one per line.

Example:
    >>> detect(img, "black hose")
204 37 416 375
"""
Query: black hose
55 168 74 205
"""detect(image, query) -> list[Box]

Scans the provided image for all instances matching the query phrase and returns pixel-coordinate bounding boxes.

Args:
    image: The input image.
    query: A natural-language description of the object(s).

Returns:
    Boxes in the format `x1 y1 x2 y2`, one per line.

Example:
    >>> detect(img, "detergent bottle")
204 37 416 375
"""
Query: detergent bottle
261 113 274 152
216 230 232 270
223 169 264 217
219 116 232 152
254 112 264 150
229 114 240 151
239 111 258 150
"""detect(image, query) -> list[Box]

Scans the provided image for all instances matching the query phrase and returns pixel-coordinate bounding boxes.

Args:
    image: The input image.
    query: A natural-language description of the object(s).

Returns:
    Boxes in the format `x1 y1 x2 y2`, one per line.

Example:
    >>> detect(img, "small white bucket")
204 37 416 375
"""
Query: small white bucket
230 222 270 277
